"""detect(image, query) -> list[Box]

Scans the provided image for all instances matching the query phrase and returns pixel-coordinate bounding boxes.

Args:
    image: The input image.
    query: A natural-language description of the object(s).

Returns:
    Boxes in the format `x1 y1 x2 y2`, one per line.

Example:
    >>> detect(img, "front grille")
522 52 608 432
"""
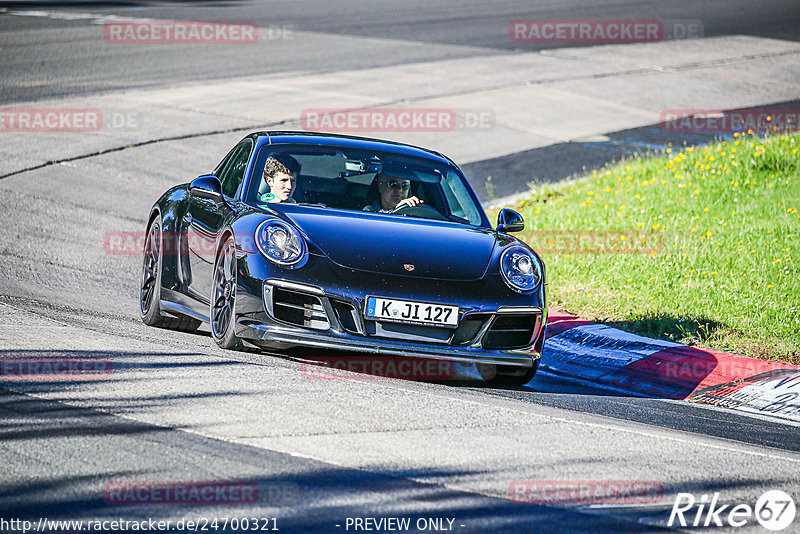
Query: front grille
482 314 537 349
271 287 330 330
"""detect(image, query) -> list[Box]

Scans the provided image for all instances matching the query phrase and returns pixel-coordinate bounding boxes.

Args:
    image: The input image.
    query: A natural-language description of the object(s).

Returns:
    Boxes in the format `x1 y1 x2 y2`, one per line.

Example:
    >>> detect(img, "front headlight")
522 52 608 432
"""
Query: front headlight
255 220 306 266
500 245 542 292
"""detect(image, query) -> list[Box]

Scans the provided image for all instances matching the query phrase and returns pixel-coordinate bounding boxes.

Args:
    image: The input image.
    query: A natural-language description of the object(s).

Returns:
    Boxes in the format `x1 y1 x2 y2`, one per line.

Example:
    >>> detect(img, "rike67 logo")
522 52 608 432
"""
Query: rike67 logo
669 490 796 531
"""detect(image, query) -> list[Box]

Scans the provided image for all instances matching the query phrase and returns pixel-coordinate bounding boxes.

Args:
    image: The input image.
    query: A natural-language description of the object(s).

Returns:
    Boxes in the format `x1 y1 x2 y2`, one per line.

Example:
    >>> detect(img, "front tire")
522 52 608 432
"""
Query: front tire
140 218 200 332
477 359 539 386
211 236 244 350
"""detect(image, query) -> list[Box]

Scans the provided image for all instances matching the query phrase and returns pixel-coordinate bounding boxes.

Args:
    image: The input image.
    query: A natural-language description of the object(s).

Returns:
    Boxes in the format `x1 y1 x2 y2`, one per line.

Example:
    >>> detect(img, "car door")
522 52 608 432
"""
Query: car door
185 139 252 303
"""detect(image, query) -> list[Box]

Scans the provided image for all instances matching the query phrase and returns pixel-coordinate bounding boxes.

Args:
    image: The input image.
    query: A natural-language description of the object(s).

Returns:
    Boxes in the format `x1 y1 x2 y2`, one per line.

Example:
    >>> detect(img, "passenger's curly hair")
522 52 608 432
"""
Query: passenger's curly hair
263 153 301 180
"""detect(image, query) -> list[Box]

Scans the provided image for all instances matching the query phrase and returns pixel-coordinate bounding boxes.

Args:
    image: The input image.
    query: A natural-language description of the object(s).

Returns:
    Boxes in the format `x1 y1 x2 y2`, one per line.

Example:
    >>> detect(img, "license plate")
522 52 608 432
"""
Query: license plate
365 296 459 327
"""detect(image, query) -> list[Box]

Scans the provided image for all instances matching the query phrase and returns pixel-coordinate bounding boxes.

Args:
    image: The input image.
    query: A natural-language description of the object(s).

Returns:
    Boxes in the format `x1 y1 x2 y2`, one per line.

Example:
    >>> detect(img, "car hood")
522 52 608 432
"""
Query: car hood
279 207 496 280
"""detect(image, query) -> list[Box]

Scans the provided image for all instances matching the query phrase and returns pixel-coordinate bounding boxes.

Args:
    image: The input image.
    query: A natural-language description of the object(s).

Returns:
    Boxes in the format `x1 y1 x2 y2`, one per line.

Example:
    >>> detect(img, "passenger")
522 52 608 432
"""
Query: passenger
261 154 301 203
363 171 423 213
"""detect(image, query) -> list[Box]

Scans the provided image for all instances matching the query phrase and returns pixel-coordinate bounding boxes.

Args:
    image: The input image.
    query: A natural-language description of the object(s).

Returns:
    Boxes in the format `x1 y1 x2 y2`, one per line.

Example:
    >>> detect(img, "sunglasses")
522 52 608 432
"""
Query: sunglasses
380 179 411 190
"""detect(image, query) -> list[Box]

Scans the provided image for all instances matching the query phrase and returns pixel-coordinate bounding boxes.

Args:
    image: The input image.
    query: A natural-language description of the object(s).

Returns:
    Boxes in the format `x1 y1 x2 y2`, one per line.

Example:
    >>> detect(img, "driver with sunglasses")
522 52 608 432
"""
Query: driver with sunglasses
363 171 423 213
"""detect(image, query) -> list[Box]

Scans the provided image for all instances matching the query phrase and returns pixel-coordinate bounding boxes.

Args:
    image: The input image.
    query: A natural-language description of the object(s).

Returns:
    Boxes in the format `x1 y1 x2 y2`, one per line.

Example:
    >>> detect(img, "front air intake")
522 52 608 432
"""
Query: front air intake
271 287 330 330
450 314 490 345
482 314 537 349
331 299 360 334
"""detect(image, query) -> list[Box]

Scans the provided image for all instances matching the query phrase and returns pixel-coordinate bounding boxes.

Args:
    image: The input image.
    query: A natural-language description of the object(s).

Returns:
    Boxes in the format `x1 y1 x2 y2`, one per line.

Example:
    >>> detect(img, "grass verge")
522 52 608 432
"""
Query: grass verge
496 133 800 364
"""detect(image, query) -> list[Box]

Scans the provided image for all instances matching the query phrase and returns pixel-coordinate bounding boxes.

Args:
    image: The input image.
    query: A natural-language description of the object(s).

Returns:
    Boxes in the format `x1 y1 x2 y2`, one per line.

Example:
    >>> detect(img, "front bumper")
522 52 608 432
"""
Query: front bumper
235 274 546 369
238 320 541 368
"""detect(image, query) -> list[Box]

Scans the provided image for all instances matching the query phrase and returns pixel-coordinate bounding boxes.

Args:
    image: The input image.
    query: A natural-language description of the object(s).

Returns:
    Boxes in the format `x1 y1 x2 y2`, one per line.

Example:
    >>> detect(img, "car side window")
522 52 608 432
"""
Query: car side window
218 141 252 198
441 170 482 225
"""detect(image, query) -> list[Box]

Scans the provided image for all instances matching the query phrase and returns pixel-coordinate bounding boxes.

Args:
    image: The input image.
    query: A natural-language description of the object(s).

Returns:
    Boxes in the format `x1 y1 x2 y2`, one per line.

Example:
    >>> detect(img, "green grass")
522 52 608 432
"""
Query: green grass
494 133 800 364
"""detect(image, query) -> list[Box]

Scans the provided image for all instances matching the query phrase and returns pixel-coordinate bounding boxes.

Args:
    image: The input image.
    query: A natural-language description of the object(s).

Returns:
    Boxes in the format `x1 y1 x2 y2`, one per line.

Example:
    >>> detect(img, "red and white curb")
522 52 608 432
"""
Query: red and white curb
542 310 800 423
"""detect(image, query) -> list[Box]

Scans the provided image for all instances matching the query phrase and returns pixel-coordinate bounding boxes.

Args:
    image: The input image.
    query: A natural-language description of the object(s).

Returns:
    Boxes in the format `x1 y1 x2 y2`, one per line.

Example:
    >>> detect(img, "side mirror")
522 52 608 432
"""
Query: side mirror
497 208 524 233
189 175 226 206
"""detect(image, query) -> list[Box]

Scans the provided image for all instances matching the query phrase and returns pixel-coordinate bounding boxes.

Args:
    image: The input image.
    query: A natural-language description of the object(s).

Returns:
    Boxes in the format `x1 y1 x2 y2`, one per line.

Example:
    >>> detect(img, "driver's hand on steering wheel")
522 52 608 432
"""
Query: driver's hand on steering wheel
393 196 423 211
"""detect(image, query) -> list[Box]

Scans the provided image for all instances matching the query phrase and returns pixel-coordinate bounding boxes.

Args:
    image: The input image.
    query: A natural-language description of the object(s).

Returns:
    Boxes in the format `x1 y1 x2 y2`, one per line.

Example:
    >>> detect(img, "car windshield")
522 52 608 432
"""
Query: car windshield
245 144 487 226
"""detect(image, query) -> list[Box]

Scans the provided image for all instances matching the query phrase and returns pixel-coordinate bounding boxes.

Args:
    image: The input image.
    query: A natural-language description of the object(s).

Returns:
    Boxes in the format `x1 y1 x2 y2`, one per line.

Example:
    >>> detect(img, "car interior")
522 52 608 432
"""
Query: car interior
248 147 473 223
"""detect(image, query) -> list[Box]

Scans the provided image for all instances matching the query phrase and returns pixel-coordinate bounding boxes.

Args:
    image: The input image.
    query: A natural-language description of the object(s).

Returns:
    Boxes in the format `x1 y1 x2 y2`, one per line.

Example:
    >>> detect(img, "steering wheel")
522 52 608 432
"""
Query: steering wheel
392 203 449 221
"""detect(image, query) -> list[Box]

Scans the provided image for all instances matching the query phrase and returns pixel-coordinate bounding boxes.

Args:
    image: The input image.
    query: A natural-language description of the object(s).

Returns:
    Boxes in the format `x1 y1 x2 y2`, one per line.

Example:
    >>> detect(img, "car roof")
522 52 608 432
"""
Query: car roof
250 131 454 165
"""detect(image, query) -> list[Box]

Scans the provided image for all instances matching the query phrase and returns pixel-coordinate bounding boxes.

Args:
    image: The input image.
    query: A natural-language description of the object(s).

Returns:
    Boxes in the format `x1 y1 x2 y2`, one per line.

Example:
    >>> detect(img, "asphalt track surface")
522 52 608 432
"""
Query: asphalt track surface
2 2 800 533
2 0 800 103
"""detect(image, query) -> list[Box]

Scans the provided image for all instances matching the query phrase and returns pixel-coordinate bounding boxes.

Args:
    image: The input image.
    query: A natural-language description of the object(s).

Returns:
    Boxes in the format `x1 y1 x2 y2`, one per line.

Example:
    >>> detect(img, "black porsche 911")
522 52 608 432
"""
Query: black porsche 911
140 132 546 385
